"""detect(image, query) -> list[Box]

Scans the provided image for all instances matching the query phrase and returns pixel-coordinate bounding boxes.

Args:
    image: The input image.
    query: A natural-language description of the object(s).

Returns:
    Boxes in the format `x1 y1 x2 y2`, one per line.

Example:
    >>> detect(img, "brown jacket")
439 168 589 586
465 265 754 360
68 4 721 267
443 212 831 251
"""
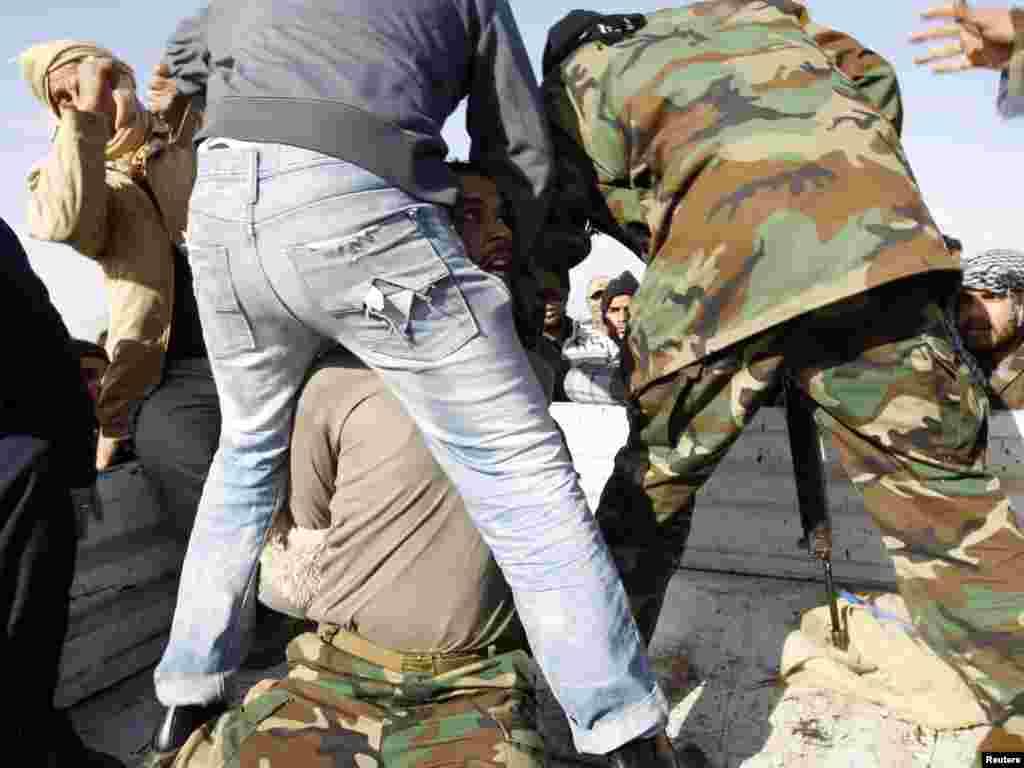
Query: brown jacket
26 107 199 438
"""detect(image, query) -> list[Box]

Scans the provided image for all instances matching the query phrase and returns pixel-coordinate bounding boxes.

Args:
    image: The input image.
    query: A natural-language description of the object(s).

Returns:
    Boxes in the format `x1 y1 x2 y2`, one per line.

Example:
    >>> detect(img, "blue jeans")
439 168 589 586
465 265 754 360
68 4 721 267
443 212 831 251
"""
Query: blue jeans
153 142 667 753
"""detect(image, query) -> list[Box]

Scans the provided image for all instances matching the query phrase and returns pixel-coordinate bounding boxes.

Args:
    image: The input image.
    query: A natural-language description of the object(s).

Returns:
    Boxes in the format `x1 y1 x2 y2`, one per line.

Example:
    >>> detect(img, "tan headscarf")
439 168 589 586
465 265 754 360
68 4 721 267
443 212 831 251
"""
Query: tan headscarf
17 39 151 162
586 275 610 329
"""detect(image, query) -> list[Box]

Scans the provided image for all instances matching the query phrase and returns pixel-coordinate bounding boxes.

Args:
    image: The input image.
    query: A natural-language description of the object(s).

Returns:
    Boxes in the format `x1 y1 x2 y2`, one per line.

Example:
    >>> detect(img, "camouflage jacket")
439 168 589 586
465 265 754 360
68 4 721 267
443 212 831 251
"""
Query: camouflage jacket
547 0 956 393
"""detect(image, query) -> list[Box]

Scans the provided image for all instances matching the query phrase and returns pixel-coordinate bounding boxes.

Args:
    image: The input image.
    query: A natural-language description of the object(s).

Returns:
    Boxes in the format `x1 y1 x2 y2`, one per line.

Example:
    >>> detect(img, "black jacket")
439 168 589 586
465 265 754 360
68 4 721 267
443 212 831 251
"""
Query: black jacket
0 217 97 488
164 0 552 262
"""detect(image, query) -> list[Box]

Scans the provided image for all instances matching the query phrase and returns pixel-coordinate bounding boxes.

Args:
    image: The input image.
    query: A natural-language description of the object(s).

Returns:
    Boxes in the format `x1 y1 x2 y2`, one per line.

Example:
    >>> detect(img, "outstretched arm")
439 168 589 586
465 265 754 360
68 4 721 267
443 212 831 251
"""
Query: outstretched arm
911 4 1024 117
911 4 1018 72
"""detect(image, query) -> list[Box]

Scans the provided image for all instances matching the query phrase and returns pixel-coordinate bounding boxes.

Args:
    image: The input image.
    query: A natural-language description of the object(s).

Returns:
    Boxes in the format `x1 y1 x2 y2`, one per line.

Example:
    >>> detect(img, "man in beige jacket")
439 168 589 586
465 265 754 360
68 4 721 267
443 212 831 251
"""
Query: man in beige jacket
20 42 219 539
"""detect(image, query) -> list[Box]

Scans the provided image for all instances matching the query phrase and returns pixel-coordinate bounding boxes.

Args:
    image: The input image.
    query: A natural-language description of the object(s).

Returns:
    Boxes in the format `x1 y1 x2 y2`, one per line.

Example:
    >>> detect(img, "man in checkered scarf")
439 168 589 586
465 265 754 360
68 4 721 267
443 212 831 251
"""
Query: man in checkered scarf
956 248 1024 371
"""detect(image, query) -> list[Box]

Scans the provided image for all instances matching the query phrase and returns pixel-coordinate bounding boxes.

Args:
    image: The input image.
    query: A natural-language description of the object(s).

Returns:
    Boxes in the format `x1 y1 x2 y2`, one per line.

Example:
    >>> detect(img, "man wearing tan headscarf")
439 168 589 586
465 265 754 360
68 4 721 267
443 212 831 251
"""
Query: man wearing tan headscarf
585 275 610 332
19 42 220 538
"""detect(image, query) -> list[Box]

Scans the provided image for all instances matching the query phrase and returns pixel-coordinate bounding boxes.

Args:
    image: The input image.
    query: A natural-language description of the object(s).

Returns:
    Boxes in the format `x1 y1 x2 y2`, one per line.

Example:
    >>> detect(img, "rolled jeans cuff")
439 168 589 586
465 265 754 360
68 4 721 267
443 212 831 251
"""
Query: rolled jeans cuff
569 682 669 755
154 672 228 708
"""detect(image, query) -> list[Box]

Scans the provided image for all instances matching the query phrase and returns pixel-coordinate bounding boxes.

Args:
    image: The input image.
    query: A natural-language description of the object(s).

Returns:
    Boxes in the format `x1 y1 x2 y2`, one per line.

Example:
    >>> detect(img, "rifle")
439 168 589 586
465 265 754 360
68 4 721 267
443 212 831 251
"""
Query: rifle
783 379 848 650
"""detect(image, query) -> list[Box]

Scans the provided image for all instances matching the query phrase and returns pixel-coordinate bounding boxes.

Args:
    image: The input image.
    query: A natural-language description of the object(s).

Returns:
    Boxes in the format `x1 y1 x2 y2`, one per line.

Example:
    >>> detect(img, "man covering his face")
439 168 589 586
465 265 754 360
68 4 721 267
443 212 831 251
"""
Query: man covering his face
20 40 219 535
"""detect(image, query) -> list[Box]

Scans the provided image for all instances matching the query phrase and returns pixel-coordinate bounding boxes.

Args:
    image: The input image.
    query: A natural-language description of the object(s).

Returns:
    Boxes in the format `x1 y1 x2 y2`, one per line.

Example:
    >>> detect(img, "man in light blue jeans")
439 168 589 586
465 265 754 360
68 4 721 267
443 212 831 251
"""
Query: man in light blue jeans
147 2 677 766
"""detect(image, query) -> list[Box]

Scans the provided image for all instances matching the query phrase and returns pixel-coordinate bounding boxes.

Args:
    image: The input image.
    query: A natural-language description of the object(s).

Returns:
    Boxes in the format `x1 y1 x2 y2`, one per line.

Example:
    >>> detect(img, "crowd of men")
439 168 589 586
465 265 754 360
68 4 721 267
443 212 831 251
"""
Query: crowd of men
3 2 1024 767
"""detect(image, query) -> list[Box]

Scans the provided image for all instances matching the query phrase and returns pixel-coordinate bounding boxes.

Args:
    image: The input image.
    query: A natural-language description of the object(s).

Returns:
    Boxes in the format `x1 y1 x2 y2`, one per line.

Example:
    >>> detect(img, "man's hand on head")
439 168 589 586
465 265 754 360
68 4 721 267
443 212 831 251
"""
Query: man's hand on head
73 57 118 117
910 4 1016 72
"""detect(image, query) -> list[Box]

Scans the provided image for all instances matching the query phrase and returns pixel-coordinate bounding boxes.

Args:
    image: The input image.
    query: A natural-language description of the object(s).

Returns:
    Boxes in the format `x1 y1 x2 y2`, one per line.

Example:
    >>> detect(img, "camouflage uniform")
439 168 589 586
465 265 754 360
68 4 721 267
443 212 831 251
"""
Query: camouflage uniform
544 0 1024 716
171 631 543 768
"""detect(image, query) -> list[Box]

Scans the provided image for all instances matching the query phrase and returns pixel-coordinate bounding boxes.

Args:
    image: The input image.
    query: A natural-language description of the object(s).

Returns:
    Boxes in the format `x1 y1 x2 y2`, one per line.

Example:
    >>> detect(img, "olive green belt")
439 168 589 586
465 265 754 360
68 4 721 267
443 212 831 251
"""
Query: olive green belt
317 624 492 675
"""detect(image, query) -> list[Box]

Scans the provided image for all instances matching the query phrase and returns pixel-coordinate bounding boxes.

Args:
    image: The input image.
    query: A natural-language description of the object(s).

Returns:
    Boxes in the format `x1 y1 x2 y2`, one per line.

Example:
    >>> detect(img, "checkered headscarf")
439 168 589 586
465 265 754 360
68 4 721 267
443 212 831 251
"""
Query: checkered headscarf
960 248 1024 295
944 248 1024 390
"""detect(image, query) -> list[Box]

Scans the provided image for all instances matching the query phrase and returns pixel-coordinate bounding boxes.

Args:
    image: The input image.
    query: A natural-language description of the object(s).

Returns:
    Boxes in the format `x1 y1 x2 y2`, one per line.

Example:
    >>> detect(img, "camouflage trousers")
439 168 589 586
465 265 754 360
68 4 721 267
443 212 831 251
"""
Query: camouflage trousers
171 633 544 768
597 276 1024 716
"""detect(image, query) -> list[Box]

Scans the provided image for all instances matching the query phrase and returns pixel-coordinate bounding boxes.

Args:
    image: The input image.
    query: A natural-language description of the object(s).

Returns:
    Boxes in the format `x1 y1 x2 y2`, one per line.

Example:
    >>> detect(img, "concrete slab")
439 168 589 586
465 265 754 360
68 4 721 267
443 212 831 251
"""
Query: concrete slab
71 568 993 767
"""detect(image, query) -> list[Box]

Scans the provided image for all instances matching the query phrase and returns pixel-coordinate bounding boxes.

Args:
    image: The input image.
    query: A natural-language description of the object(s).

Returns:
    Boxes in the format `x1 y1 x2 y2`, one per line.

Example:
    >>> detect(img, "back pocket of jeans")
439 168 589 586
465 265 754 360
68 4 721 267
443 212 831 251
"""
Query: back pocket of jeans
285 209 479 362
187 244 257 358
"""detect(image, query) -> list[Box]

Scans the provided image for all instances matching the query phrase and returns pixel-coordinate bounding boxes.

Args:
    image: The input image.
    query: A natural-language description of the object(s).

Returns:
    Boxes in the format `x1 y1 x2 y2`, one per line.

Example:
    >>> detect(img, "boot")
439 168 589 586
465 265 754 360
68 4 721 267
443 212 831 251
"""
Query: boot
608 733 709 768
143 701 227 767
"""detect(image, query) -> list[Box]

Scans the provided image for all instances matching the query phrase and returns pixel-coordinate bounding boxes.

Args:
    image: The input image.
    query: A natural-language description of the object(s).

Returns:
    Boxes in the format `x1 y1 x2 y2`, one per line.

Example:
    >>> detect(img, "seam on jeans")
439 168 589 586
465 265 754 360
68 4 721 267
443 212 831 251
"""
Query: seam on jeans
188 208 251 226
254 189 414 228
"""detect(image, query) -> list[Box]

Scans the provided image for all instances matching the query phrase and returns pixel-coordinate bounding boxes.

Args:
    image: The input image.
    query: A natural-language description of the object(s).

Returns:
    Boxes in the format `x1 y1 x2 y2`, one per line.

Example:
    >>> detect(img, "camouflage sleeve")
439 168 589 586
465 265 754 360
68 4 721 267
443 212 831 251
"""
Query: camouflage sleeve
556 43 655 258
26 108 112 260
998 7 1024 119
806 23 904 136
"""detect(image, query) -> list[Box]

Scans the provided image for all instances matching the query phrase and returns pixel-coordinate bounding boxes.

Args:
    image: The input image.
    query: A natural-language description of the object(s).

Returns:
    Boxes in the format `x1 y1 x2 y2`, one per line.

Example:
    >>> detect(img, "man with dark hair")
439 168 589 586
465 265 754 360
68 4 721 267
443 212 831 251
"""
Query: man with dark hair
602 271 639 342
541 1 1024 745
0 216 123 767
562 271 637 405
536 270 574 401
957 248 1024 407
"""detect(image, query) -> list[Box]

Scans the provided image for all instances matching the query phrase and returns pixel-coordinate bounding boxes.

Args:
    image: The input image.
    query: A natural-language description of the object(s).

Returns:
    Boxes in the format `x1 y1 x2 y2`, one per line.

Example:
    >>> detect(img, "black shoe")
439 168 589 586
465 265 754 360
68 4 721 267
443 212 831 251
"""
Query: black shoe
51 710 126 768
608 735 709 768
147 702 228 761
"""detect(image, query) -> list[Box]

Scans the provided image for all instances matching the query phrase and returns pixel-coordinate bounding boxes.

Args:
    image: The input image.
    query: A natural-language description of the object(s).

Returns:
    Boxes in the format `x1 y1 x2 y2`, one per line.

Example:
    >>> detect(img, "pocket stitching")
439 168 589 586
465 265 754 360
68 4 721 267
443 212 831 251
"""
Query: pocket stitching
189 243 258 358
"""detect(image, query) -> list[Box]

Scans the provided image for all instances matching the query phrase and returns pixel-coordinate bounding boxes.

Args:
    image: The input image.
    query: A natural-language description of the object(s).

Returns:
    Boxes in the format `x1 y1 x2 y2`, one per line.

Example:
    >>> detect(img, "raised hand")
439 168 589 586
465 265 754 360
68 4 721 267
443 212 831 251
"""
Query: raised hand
910 3 1016 72
74 56 118 116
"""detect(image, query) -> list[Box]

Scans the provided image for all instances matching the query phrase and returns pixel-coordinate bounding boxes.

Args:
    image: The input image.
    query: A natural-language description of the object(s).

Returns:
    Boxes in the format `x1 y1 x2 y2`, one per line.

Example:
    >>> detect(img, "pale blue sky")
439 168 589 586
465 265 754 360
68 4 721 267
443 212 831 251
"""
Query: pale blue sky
3 1 1020 336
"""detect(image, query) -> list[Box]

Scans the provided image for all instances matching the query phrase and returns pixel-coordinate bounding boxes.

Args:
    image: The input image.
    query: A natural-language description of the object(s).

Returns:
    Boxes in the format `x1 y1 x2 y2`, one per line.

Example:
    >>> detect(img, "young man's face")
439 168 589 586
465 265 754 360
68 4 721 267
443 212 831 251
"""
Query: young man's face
457 173 514 282
958 289 1021 355
543 292 566 332
605 294 632 339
